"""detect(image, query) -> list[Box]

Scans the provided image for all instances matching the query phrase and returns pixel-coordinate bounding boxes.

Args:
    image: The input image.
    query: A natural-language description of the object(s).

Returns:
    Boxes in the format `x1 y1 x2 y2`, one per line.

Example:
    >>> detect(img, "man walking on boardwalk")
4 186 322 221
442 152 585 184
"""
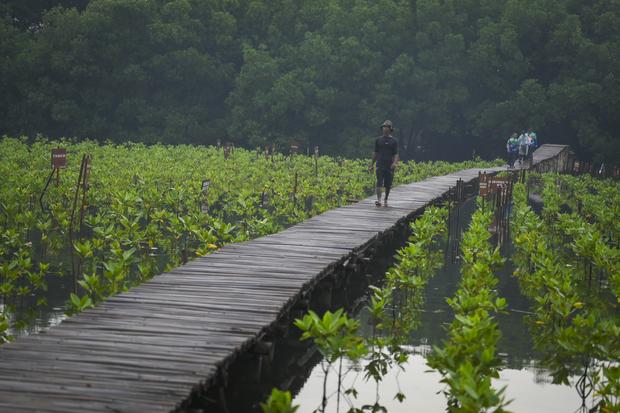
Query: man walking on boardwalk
368 120 399 207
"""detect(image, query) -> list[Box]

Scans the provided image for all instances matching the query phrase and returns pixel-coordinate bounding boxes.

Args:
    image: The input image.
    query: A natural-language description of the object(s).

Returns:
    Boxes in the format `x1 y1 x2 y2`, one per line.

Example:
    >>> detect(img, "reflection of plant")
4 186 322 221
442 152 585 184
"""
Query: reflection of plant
295 309 367 412
260 388 299 413
427 205 510 413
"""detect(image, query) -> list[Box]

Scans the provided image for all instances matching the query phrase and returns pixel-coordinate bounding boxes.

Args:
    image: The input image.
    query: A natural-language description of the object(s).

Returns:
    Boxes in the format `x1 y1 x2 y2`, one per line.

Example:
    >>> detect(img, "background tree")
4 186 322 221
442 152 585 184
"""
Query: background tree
0 0 618 162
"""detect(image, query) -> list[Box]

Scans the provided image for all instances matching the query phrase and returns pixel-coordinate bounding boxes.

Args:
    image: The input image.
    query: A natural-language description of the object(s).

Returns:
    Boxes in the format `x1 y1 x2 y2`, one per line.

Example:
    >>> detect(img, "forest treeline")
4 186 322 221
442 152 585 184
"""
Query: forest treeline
1 0 619 161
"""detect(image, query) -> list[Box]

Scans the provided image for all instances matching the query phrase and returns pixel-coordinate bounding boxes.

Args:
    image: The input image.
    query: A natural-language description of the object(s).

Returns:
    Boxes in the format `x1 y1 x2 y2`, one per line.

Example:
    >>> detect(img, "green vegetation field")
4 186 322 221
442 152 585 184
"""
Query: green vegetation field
0 137 501 342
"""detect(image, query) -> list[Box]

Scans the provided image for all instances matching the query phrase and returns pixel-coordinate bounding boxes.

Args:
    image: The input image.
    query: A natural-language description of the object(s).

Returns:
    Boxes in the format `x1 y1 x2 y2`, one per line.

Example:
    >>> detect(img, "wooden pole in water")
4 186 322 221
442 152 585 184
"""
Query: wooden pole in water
69 154 87 294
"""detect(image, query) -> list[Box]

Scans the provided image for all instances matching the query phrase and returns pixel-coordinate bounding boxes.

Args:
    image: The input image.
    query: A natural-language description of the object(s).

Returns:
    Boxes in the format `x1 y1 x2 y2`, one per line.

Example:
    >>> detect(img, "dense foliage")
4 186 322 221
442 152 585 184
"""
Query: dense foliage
0 137 499 340
1 0 619 161
511 175 620 411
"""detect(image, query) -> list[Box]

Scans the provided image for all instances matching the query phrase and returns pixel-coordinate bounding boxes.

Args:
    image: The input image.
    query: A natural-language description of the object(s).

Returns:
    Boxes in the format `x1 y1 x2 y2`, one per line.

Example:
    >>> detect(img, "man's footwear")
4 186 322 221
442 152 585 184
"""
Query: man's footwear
375 200 381 206
383 200 388 207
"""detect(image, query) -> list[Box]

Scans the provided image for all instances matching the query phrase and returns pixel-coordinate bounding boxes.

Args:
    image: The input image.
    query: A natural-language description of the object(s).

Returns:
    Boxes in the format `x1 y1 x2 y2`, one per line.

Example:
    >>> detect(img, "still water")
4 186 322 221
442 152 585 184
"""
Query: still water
4 271 70 336
293 197 589 412
295 353 581 412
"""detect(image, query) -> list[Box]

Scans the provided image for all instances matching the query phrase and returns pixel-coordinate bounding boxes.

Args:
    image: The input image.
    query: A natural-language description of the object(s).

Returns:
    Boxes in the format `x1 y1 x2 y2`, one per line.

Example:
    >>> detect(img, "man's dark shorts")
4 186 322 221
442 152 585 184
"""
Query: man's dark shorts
376 167 394 188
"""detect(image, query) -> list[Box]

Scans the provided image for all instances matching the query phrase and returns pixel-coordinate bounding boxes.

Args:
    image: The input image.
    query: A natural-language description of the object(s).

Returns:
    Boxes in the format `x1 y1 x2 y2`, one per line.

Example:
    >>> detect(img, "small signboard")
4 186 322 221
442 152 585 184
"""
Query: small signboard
489 177 510 192
51 148 67 169
314 146 319 158
478 171 490 197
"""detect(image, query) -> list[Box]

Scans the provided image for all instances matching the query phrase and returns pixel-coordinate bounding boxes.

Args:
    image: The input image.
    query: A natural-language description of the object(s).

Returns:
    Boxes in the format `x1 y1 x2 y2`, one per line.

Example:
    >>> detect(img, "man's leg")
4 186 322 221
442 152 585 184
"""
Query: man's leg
375 168 383 206
383 169 394 206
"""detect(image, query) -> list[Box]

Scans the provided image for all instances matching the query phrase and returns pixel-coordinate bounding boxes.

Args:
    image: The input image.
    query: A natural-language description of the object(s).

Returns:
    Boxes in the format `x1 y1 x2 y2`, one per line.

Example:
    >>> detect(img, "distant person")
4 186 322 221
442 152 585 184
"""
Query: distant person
368 120 399 207
527 128 538 163
517 131 529 166
527 128 538 147
506 133 519 168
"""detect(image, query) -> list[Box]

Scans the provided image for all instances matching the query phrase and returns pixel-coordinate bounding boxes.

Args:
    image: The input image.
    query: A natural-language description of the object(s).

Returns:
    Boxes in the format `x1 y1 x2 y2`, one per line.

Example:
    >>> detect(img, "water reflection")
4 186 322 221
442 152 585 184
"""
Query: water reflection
295 351 583 413
4 272 70 336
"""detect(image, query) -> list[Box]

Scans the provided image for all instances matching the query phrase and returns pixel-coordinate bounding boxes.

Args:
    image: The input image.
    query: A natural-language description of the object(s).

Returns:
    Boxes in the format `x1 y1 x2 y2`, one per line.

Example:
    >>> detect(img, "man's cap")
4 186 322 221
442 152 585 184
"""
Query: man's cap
380 120 393 129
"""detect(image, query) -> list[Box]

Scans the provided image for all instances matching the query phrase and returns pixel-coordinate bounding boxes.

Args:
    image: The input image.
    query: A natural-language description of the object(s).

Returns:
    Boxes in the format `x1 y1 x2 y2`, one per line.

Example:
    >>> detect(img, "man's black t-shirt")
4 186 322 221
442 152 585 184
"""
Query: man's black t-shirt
374 135 398 169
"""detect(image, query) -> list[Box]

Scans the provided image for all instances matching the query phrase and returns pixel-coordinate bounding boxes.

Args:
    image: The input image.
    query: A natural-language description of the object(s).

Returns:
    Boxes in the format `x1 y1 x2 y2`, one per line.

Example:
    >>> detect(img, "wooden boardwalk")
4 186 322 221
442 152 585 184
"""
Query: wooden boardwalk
0 149 562 412
530 144 572 173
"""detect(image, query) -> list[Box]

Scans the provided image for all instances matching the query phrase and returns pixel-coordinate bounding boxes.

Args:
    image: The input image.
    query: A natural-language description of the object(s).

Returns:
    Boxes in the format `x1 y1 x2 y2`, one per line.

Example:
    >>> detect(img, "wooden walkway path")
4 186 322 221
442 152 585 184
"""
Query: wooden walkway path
530 144 572 173
0 148 563 412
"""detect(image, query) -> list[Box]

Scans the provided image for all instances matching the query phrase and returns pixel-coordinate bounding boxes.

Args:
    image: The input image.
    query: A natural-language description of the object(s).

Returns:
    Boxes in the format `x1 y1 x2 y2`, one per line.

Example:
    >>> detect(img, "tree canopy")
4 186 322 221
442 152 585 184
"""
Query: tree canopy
1 0 619 162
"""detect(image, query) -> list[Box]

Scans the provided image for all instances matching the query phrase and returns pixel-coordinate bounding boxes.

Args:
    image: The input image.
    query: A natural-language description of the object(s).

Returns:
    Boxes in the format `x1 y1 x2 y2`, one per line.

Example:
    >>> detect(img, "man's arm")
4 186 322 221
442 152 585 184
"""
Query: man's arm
391 140 399 169
369 152 377 171
391 153 399 169
369 139 379 171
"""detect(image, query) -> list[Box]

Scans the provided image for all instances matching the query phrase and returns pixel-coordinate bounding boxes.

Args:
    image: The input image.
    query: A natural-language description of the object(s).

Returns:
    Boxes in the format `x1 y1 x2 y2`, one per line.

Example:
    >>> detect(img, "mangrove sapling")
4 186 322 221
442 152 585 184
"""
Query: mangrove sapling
427 206 510 413
294 309 367 413
359 207 449 408
260 388 299 413
362 207 452 410
66 292 93 315
363 286 392 413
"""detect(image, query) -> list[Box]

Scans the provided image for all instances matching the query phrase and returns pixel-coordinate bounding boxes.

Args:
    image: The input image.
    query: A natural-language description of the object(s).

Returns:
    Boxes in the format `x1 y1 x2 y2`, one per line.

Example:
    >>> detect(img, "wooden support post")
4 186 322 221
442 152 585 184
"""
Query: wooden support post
292 171 298 206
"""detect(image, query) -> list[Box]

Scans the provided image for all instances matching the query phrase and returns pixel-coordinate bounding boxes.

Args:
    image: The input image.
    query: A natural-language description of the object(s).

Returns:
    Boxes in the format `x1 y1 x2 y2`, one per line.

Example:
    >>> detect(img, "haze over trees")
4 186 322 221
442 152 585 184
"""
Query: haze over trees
1 0 618 162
